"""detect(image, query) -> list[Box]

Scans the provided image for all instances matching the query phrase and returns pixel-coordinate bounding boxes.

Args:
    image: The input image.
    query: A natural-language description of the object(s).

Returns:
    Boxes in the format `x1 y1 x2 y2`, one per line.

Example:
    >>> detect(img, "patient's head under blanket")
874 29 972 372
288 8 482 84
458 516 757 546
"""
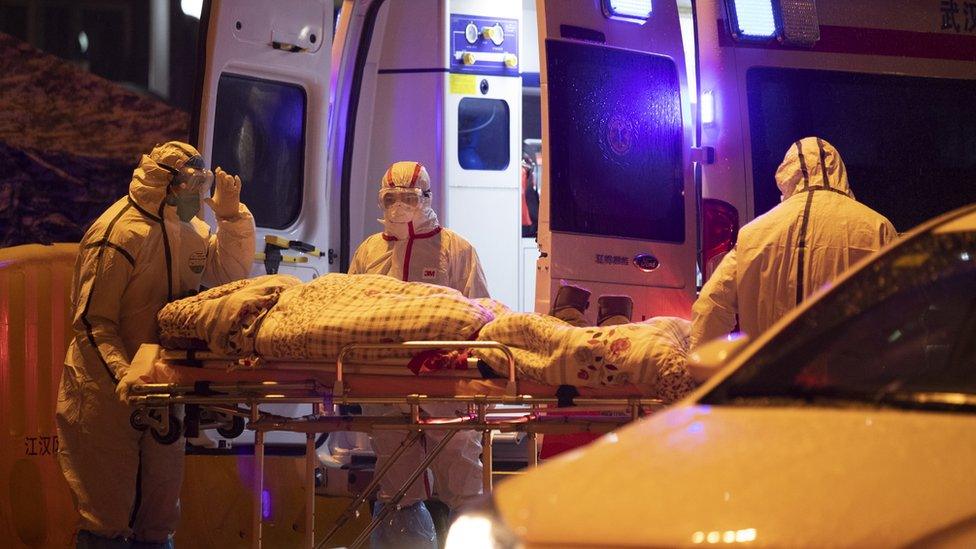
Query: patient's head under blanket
158 274 302 355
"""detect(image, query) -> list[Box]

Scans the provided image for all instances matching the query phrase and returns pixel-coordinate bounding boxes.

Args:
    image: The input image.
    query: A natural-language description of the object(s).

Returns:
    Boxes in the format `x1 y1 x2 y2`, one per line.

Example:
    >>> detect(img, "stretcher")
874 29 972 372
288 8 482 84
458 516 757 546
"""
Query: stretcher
128 340 668 549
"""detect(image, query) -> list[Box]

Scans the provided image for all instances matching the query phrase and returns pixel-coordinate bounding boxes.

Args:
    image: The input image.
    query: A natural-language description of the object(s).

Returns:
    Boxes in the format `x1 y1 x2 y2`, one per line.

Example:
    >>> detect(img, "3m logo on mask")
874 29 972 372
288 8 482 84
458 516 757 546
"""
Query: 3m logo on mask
422 268 437 279
189 250 207 274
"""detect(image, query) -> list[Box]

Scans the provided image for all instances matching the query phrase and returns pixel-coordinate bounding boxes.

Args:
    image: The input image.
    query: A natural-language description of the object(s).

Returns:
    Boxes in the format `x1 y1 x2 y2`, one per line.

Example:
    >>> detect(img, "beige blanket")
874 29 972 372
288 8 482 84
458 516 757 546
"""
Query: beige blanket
157 275 302 355
254 273 494 361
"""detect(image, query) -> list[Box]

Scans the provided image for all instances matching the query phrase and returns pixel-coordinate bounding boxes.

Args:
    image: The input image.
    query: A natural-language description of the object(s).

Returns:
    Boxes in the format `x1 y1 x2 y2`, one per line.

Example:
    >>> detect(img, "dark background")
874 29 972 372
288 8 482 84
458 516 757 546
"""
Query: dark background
0 0 202 111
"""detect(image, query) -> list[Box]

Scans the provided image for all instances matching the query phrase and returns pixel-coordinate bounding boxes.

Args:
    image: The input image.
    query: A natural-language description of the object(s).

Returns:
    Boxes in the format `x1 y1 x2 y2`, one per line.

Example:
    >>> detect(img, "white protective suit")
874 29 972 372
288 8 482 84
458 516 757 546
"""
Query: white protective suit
56 142 255 543
691 137 897 348
350 162 487 516
349 162 489 298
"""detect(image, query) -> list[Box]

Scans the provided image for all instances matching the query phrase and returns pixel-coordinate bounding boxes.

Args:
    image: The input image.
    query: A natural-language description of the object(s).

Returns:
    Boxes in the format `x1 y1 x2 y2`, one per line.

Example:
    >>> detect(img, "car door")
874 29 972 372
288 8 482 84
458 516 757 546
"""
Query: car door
535 0 696 322
193 0 333 280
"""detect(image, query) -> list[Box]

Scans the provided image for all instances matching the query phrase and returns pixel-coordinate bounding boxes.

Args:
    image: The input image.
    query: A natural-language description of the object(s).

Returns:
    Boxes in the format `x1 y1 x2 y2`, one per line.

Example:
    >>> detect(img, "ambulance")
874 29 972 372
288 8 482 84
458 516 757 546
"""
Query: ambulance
193 0 976 322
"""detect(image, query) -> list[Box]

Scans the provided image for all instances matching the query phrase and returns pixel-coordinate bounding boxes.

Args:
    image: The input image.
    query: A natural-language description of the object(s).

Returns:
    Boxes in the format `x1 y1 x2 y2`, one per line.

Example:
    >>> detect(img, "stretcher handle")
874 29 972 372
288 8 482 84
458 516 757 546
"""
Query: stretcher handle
335 340 517 394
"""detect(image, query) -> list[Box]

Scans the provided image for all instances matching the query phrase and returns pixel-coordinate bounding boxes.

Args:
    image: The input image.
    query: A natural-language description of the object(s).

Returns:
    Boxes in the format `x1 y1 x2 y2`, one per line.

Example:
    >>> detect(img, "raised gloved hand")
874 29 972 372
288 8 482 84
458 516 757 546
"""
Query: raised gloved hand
206 167 242 220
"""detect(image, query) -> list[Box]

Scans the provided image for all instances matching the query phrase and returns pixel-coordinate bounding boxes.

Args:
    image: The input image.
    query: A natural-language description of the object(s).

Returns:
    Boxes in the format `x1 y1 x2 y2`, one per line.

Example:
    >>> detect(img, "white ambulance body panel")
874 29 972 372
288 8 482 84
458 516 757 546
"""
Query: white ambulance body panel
195 0 334 281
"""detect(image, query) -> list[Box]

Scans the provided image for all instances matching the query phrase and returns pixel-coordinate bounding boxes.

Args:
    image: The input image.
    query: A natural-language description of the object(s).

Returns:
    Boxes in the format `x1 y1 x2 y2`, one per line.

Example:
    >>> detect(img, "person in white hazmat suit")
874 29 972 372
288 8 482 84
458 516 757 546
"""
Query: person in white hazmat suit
350 160 489 296
348 161 489 548
691 137 897 349
56 141 255 548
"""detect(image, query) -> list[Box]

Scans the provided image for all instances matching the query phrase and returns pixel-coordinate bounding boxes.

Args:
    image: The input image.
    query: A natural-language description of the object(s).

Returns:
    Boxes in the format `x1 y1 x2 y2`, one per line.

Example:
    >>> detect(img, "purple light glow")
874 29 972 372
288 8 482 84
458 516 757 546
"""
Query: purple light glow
262 489 272 520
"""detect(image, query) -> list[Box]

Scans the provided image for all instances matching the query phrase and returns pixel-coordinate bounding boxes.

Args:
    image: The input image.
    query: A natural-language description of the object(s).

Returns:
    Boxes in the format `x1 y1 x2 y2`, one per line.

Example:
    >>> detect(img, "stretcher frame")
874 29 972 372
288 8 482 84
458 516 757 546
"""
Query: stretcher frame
129 341 667 549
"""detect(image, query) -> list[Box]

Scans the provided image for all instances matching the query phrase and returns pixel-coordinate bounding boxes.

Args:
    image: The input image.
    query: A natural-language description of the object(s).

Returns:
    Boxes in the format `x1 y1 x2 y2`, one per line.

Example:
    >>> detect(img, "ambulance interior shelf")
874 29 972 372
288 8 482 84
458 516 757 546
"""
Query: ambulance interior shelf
256 234 325 275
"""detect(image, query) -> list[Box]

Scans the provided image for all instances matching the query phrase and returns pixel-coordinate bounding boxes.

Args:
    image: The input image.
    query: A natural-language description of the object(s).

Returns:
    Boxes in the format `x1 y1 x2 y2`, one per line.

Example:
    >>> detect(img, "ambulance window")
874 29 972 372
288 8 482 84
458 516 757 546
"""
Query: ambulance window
747 68 976 231
546 40 684 242
211 74 306 229
458 98 510 170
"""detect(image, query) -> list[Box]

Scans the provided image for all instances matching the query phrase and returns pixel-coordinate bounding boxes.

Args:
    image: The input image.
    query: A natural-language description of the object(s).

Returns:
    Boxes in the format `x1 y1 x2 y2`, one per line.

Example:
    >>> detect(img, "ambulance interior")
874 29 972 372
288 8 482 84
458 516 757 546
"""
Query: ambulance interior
206 0 699 319
186 0 976 450
191 0 700 466
336 0 698 318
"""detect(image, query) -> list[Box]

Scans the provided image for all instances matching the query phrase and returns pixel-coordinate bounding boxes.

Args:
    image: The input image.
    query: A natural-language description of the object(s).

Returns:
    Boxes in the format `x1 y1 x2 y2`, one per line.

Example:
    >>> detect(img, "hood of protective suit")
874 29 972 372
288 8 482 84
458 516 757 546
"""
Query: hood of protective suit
129 141 204 214
378 161 440 240
775 137 852 200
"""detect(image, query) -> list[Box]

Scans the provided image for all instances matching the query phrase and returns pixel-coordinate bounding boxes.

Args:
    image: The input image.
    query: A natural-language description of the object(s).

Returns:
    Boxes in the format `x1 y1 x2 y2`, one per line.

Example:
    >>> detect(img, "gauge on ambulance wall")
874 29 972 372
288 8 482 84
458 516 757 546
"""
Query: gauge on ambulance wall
465 22 479 44
489 23 504 46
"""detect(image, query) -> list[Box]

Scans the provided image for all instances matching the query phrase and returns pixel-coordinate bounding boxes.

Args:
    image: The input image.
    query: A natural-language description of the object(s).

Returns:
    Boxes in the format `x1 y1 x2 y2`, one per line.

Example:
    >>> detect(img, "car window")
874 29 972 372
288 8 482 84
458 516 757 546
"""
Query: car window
702 229 976 410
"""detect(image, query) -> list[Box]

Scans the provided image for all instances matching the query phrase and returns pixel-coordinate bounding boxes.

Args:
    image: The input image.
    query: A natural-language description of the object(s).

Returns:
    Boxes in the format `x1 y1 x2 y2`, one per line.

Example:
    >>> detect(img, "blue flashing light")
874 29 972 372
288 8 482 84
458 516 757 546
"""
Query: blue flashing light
730 0 777 39
604 0 652 21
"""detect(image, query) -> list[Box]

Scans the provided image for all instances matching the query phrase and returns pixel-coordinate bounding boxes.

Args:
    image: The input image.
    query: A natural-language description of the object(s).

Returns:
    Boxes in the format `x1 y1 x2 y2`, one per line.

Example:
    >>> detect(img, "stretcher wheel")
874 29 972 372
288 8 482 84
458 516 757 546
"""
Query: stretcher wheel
216 416 246 439
130 409 150 431
151 415 183 445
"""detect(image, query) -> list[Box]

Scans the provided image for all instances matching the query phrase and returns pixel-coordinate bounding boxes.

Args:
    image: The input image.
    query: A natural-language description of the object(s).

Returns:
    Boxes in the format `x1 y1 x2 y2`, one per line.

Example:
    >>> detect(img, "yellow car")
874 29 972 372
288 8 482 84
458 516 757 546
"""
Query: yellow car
447 203 976 548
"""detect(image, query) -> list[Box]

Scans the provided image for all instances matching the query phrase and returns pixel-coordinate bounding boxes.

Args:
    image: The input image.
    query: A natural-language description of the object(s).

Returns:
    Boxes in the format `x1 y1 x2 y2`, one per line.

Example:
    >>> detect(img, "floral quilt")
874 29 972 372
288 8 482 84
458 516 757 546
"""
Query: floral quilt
473 310 696 403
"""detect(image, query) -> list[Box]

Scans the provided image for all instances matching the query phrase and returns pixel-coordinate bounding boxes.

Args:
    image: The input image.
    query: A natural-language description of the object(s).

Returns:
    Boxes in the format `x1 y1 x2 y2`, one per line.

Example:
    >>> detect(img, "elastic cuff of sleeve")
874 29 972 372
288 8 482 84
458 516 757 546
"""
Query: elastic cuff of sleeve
217 205 251 223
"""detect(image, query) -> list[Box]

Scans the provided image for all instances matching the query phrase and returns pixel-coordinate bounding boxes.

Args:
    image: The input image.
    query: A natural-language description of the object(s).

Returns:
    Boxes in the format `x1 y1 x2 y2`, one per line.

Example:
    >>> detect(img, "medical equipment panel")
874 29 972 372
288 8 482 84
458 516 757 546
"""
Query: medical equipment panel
450 14 519 76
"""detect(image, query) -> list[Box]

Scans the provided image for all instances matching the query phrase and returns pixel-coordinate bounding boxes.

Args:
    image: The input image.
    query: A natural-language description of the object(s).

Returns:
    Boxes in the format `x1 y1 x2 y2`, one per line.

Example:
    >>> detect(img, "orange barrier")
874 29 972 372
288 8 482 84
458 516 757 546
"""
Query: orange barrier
0 243 78 548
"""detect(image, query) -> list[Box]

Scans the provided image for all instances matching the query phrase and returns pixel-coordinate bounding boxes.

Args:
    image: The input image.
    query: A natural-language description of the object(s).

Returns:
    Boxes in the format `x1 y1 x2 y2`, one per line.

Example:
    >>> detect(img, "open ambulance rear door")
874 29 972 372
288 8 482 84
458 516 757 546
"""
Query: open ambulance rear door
193 0 334 280
535 0 697 323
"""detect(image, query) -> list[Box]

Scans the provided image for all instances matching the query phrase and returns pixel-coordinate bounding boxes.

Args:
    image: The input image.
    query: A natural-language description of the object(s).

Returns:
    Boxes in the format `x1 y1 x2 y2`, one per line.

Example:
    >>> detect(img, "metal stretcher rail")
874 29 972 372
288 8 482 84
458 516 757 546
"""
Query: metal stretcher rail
129 340 665 549
335 340 518 398
131 383 661 410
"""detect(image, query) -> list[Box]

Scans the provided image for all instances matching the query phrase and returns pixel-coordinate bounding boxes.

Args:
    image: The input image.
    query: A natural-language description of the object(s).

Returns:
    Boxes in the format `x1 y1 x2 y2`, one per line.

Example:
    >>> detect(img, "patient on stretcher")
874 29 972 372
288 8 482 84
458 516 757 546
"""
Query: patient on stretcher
155 273 696 401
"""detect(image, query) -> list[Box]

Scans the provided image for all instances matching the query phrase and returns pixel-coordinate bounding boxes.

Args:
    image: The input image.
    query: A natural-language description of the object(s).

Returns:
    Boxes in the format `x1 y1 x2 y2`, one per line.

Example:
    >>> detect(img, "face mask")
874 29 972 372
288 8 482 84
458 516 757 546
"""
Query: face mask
385 202 417 224
167 191 201 222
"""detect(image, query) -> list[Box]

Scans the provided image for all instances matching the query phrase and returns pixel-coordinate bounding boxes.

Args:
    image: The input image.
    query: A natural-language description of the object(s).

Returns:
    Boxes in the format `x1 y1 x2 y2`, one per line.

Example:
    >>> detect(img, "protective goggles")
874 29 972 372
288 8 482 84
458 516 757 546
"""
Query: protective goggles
159 159 214 195
378 187 428 209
